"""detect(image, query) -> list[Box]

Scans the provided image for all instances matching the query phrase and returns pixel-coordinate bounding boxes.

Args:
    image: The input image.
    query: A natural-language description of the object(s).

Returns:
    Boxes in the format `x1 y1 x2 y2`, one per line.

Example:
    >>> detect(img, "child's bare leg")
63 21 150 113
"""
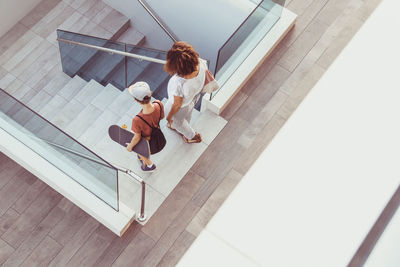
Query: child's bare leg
138 154 152 166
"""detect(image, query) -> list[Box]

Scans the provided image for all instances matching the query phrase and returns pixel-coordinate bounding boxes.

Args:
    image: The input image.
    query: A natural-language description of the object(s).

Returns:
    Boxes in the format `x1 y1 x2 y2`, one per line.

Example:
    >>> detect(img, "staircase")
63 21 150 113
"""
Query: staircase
18 74 226 226
0 0 227 235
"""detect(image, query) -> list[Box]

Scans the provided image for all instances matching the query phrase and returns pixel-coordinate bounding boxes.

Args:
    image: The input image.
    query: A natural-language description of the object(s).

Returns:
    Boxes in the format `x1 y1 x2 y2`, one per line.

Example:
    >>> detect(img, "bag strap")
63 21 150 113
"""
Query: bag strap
155 101 162 122
136 114 153 129
136 101 163 129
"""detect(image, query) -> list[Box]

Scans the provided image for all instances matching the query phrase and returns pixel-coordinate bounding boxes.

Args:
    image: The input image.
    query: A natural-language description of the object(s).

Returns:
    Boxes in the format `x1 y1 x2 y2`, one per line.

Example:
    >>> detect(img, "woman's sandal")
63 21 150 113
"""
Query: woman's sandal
166 122 176 131
183 133 202 143
167 123 183 136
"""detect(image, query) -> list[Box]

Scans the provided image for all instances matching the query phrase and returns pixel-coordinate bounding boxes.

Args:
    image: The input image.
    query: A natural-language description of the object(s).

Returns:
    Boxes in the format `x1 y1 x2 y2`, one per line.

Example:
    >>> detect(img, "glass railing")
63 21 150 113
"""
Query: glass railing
0 88 119 210
212 0 286 99
57 29 169 99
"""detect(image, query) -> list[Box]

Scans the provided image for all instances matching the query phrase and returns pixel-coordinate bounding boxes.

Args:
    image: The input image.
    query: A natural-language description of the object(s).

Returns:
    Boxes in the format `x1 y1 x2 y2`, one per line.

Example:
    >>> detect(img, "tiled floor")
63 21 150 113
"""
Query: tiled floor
0 0 384 266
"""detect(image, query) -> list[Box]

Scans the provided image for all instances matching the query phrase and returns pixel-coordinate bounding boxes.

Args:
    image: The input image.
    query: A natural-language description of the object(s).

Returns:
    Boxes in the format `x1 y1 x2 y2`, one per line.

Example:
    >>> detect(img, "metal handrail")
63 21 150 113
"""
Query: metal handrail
41 138 147 221
137 0 178 43
37 137 147 221
57 37 166 65
0 88 147 221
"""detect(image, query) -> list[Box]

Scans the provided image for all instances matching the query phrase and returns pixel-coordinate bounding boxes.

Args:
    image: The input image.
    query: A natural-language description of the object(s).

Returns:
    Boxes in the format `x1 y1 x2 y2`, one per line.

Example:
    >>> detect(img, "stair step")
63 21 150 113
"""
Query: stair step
153 75 169 100
85 24 113 40
41 72 71 96
116 27 145 46
64 104 103 139
17 45 59 87
78 108 120 148
31 1 75 38
21 0 65 29
51 99 85 129
78 43 125 86
26 90 53 112
73 79 105 105
91 83 121 111
87 2 111 23
3 78 31 100
108 89 134 116
132 60 169 97
47 11 89 45
74 0 102 15
98 9 130 40
125 49 161 87
2 34 43 73
38 94 68 121
0 30 37 66
57 75 87 101
8 39 52 77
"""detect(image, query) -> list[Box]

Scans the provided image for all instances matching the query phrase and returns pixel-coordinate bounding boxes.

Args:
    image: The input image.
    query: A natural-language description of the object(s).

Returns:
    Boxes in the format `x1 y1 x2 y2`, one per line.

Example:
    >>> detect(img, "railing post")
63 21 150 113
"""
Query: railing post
138 180 147 222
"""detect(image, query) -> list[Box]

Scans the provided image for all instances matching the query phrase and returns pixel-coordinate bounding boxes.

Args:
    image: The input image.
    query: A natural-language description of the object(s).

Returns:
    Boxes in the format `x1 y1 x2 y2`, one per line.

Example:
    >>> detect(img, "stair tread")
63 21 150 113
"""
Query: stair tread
51 99 86 129
47 11 89 45
38 94 69 121
0 30 37 66
108 89 134 116
91 83 121 111
2 34 43 73
116 27 145 46
31 1 75 38
57 75 87 101
41 72 71 96
89 3 112 23
20 0 60 29
78 108 120 148
98 9 130 38
8 39 53 77
78 43 125 86
65 104 103 139
73 79 105 105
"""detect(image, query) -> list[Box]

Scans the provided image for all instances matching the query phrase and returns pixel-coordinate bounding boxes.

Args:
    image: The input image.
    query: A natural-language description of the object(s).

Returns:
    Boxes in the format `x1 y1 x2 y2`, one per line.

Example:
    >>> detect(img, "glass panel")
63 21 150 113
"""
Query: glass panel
143 0 261 73
125 45 169 100
57 29 170 99
57 30 126 90
0 89 119 210
212 0 286 98
135 0 176 51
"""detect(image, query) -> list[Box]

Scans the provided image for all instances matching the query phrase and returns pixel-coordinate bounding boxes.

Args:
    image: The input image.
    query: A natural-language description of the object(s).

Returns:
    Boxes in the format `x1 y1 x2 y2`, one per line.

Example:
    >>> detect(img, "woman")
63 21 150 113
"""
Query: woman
164 41 208 143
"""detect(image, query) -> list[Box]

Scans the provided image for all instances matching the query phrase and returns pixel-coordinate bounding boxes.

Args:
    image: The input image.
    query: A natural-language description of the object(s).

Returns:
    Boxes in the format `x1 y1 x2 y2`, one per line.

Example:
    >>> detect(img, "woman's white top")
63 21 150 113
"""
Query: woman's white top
166 58 207 107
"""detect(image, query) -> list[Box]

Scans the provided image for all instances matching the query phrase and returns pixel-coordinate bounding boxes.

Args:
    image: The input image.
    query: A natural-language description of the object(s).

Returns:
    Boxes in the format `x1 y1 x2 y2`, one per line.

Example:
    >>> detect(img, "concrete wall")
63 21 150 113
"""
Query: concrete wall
0 0 42 37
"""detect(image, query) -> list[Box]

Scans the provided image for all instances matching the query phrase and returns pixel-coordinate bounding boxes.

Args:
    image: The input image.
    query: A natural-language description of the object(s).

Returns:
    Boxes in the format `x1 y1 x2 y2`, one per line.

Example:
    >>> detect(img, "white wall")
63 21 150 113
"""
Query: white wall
0 0 42 37
178 0 400 266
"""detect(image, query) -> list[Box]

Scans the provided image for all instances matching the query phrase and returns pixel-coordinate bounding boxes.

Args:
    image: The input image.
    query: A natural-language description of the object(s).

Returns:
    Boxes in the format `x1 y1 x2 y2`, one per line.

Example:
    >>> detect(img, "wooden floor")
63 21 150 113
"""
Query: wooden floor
0 0 383 266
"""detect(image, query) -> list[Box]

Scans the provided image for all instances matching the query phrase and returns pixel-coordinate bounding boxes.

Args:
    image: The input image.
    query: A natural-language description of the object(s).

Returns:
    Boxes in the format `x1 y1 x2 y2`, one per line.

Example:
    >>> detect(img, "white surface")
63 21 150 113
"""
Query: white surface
0 0 41 37
365 205 400 267
178 0 400 266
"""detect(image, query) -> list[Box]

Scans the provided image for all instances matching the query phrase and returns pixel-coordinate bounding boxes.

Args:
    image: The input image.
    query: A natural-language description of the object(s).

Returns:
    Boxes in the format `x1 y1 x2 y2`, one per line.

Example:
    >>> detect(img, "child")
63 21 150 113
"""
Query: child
126 81 164 172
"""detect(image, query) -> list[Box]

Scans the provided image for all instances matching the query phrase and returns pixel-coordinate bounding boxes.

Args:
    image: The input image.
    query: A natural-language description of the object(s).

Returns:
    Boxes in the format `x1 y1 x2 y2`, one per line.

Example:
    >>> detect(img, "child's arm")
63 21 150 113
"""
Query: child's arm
126 132 141 152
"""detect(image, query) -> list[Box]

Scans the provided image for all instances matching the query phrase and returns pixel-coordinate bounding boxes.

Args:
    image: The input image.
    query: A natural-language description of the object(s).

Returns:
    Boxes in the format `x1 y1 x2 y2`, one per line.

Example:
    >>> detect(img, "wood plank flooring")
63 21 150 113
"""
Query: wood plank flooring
0 0 383 265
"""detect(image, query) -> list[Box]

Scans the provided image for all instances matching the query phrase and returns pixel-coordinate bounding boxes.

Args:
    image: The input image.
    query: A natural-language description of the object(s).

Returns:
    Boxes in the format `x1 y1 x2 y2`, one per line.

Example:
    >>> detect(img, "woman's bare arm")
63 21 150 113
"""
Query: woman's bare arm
166 96 183 124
